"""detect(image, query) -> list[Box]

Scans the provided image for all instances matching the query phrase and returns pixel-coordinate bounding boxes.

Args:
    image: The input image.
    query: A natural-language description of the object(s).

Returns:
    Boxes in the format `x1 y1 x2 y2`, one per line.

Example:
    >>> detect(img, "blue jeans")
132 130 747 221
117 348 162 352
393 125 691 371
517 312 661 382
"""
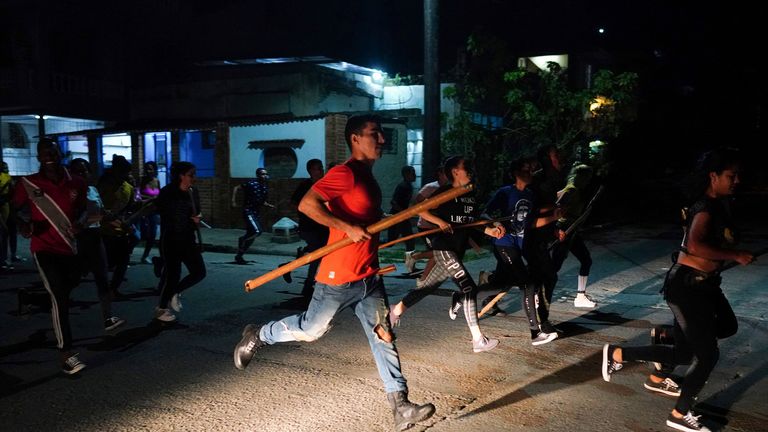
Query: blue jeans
260 275 407 393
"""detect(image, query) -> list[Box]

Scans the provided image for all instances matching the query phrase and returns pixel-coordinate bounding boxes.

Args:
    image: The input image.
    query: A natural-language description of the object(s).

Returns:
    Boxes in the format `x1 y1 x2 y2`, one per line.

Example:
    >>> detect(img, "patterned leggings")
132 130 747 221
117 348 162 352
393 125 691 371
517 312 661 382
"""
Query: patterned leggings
400 249 482 336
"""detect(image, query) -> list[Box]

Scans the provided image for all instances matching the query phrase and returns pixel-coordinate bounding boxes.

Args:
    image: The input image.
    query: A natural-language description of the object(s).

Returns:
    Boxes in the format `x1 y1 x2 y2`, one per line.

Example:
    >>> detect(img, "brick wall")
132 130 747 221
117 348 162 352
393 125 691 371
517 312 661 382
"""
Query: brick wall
325 114 349 167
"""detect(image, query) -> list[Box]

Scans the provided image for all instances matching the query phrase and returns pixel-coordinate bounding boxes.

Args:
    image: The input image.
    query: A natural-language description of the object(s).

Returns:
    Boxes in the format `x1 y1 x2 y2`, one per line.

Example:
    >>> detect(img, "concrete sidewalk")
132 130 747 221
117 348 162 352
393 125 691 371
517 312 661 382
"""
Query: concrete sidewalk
199 228 304 256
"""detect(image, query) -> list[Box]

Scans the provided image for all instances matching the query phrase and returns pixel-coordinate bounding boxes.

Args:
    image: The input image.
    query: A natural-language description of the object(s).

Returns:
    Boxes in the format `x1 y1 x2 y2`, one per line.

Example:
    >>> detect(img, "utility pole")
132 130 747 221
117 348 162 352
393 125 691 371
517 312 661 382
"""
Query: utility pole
423 0 440 185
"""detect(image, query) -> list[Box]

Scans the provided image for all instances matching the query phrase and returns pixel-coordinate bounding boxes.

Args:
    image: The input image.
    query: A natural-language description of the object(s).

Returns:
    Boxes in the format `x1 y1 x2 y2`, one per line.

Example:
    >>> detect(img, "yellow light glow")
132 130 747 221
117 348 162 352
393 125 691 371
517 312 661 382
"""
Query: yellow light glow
589 96 614 115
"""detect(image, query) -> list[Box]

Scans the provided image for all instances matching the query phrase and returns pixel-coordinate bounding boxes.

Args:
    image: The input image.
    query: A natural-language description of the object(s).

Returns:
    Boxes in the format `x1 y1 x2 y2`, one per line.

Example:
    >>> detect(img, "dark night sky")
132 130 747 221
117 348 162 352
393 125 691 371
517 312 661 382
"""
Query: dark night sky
5 0 765 160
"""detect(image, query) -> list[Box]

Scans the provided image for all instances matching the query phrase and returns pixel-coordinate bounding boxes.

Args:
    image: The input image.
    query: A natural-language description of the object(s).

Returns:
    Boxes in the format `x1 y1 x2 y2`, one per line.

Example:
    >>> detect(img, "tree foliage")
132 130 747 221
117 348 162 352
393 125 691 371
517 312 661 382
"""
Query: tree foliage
442 34 638 189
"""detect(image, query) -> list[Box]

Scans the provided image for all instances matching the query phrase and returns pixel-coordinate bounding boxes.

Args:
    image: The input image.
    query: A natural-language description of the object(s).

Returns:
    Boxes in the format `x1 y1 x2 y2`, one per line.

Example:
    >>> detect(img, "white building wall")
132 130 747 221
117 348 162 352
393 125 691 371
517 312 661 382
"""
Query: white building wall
229 118 326 178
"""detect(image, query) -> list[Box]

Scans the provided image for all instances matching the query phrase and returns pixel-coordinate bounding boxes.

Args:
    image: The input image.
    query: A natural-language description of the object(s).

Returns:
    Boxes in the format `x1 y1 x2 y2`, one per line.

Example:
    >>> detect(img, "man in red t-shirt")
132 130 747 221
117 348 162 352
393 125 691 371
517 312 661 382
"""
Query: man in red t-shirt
13 138 88 375
233 115 435 431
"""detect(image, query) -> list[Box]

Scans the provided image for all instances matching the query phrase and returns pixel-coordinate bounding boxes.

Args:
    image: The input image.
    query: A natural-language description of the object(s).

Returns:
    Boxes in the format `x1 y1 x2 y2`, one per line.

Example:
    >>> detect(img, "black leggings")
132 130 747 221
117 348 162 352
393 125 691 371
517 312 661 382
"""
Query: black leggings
524 231 557 324
551 232 592 276
77 229 112 320
486 246 540 331
622 264 737 413
237 212 262 255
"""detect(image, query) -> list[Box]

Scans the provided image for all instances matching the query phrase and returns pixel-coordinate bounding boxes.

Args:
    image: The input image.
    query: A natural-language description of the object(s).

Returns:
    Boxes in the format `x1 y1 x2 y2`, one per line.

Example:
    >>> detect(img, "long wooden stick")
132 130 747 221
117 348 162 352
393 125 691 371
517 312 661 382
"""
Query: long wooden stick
244 184 474 291
547 184 605 250
377 215 516 250
478 291 507 318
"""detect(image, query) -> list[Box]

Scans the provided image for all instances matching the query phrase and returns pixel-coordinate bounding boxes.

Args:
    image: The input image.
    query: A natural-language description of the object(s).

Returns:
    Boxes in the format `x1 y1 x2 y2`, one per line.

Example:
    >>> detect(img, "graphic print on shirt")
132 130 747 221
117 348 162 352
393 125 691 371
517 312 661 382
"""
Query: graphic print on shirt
511 198 532 237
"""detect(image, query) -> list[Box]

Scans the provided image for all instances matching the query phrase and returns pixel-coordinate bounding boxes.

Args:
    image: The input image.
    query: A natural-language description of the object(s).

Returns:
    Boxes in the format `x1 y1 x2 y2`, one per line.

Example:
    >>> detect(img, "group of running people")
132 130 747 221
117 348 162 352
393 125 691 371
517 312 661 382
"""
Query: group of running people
11 115 752 432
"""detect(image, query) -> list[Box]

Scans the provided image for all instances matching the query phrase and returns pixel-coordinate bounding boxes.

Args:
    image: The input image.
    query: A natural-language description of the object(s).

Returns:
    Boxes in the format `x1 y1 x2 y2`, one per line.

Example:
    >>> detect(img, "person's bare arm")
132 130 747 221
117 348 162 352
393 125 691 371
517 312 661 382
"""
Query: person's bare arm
687 212 754 265
298 188 370 242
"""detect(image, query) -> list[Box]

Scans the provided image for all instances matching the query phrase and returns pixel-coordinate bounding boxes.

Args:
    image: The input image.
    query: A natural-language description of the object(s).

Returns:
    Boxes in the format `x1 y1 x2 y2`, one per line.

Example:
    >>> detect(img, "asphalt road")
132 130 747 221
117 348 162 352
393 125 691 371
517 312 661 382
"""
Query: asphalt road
1 223 767 431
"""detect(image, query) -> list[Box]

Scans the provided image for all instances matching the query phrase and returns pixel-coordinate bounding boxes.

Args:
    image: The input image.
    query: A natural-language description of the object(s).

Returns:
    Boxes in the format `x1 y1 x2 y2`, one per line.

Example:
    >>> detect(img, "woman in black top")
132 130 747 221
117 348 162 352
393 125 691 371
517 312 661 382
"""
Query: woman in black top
601 148 754 432
153 161 206 323
389 156 505 353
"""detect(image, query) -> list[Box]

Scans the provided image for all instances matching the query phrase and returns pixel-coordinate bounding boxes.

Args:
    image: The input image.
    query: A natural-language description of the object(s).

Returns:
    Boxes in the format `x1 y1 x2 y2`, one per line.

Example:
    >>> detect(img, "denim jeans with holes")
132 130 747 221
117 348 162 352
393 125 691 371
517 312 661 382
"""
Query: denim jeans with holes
260 275 407 393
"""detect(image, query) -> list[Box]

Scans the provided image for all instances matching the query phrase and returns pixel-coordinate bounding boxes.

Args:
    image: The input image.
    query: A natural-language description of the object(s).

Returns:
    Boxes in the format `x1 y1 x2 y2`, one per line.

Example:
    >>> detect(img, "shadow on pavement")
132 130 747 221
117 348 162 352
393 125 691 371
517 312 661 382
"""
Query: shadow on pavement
87 320 189 352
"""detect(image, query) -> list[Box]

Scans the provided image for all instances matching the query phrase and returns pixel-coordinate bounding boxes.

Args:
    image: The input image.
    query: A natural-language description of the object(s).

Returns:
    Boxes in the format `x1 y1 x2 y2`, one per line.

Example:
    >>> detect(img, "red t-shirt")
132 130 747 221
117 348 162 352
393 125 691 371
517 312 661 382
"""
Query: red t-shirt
13 170 87 256
312 159 382 285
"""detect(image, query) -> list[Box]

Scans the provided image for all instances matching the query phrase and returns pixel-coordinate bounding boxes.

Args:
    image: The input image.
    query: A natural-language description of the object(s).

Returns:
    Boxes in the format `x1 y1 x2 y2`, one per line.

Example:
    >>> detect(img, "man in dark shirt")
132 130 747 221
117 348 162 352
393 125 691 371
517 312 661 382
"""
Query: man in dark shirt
386 166 416 253
290 159 329 300
232 168 274 264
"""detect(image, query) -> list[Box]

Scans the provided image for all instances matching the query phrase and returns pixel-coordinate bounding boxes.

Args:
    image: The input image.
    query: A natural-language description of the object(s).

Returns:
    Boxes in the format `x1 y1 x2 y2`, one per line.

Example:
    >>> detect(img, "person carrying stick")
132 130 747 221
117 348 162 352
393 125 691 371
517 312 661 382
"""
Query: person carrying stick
481 157 562 345
233 115 435 432
388 155 506 353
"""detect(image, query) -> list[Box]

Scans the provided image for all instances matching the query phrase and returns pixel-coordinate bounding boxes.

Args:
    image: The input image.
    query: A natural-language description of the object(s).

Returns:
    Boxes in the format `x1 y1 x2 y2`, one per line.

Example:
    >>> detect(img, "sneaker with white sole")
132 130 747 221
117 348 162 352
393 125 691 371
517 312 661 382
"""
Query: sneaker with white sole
531 331 558 346
448 292 462 320
154 307 176 322
644 377 681 396
472 336 499 353
62 353 86 375
404 251 417 273
574 292 597 308
104 316 126 331
601 344 623 382
666 411 711 432
170 293 183 312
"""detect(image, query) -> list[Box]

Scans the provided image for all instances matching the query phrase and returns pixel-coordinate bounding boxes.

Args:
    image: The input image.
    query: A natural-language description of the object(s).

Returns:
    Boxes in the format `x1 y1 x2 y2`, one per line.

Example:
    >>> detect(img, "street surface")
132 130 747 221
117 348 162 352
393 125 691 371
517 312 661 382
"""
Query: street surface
1 222 766 431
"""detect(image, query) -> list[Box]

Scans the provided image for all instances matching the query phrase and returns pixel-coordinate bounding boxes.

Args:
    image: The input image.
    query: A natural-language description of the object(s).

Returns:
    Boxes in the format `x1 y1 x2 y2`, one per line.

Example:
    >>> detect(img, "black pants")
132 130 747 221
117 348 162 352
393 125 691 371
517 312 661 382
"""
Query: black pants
34 252 81 352
623 264 737 413
551 232 592 276
524 228 558 324
387 219 415 251
299 229 329 298
103 234 132 292
141 213 160 260
77 229 112 320
487 245 540 331
158 235 206 308
237 212 262 255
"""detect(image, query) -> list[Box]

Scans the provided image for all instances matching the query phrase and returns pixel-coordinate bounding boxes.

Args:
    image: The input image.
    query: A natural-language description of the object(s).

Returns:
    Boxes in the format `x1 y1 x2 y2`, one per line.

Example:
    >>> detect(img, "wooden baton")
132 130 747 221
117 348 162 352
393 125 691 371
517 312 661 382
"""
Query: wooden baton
244 183 474 291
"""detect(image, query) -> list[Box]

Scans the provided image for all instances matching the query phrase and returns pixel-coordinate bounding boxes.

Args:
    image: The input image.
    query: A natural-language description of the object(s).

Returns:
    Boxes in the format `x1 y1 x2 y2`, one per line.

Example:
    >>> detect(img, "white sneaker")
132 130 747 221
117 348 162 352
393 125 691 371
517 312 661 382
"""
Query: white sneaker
170 293 183 312
154 307 177 322
472 336 499 353
531 331 558 346
404 251 417 273
574 292 597 308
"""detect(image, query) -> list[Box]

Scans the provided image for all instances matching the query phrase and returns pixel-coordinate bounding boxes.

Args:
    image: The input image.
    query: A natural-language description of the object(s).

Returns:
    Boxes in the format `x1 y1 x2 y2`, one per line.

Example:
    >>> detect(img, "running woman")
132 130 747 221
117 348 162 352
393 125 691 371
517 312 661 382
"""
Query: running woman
388 155 506 353
601 148 753 432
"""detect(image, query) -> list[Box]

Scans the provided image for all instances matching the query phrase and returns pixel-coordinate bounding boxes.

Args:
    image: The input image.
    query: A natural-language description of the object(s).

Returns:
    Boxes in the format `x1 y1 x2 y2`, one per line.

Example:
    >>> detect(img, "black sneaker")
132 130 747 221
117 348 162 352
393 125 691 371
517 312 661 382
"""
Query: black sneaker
666 411 711 432
448 292 462 320
234 255 248 265
531 331 558 346
481 296 507 317
104 316 126 331
234 324 265 370
601 344 623 382
62 353 86 375
651 325 675 345
644 376 681 396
